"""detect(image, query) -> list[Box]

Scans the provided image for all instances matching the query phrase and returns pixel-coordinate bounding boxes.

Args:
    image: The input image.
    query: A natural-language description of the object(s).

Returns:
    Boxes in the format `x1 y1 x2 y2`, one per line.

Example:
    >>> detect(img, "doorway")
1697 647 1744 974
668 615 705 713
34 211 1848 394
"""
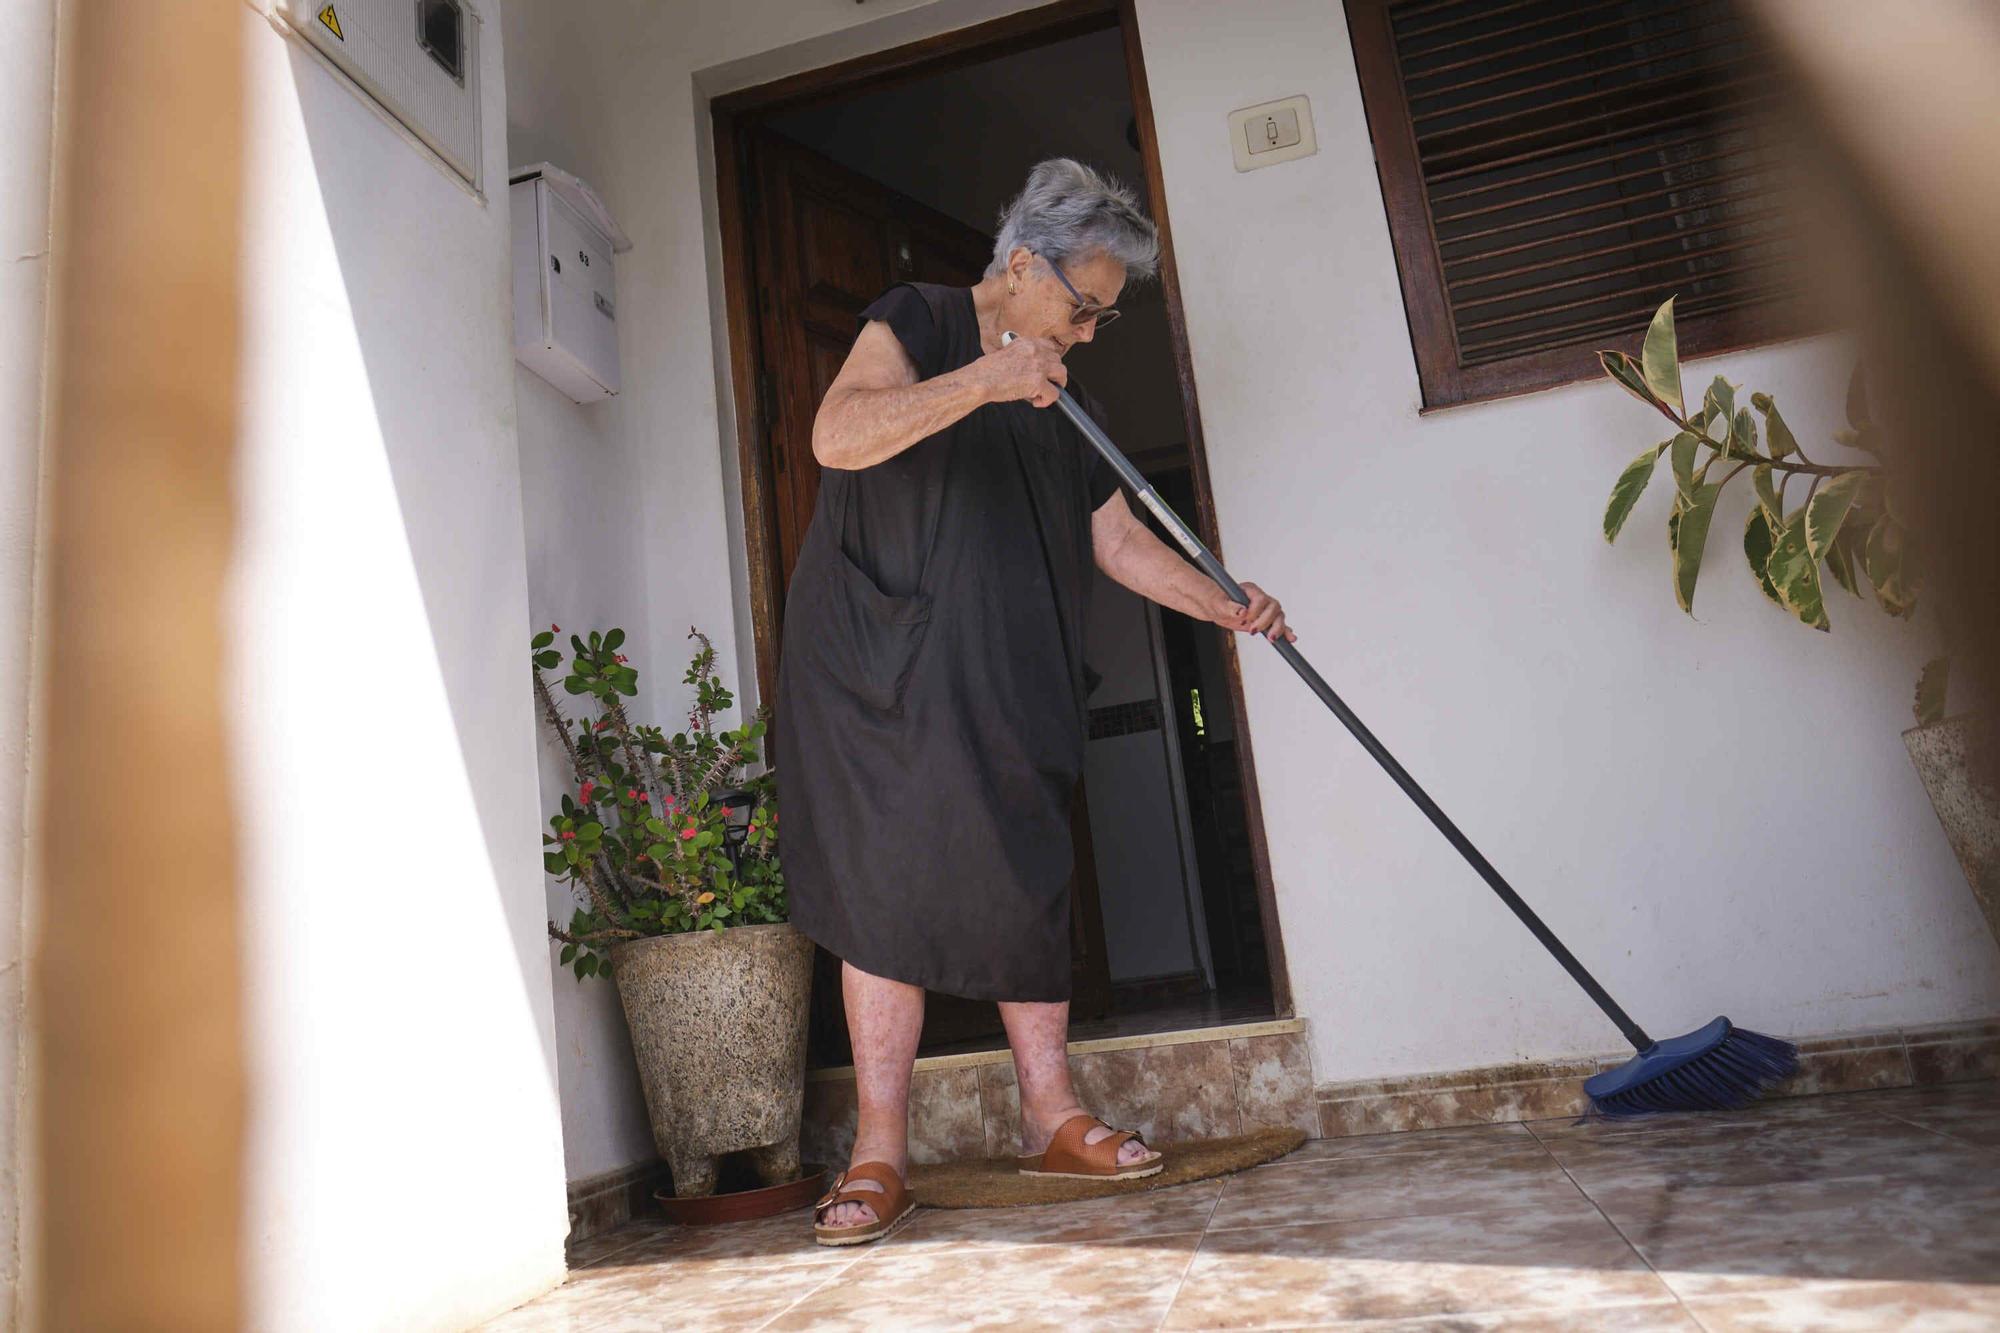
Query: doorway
713 1 1290 1064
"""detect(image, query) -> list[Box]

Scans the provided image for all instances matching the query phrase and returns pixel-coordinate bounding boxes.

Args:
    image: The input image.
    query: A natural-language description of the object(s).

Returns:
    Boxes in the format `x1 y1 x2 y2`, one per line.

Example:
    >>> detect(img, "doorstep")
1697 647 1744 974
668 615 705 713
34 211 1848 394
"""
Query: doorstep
801 1018 1317 1170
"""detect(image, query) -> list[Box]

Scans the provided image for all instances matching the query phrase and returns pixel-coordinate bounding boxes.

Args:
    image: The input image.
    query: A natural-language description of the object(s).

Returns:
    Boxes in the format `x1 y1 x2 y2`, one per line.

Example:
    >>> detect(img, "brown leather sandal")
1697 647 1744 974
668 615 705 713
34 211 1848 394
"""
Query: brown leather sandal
812 1161 917 1247
1016 1113 1165 1180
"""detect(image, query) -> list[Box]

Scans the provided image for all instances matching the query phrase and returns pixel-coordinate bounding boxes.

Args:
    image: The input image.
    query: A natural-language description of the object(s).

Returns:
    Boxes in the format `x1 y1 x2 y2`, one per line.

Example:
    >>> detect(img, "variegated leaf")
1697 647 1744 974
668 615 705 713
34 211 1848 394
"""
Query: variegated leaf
1768 510 1830 631
1600 351 1662 410
1640 297 1682 413
1670 430 1701 502
1672 481 1724 614
1752 464 1782 525
1604 443 1665 543
1702 376 1735 442
1750 392 1799 459
1805 471 1868 560
1744 506 1783 608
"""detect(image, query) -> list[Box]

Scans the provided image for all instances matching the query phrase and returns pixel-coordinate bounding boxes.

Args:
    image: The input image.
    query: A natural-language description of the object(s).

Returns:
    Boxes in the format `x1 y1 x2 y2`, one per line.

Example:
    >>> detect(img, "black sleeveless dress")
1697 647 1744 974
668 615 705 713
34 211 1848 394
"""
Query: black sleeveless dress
773 282 1122 1002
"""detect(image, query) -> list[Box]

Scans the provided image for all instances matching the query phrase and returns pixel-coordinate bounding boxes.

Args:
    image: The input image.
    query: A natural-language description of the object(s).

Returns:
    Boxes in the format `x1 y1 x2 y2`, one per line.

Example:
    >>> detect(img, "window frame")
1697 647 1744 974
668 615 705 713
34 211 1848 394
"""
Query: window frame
1344 0 1807 411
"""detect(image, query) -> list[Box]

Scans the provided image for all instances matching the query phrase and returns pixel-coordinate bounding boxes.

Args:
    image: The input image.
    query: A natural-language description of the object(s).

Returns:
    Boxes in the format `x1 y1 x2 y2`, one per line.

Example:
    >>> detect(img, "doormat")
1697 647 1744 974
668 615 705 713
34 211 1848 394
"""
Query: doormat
906 1126 1306 1209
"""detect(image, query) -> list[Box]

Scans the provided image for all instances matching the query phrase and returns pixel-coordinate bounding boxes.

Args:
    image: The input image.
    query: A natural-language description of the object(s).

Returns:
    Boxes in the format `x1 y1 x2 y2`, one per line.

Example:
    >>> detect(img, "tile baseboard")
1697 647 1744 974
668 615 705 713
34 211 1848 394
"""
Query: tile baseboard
1315 1016 2000 1138
566 1159 663 1247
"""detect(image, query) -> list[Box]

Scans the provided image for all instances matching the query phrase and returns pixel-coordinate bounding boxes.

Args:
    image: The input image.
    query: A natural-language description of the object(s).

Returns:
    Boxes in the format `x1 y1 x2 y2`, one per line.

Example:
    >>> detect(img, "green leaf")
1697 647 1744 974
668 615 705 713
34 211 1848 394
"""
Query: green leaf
1702 377 1735 441
531 630 555 650
1824 536 1859 597
604 627 625 652
1671 482 1724 614
1750 393 1798 460
1744 507 1783 608
1863 514 1920 617
1767 511 1830 631
1670 431 1702 502
1600 350 1664 410
1729 407 1757 459
1914 656 1949 726
559 943 577 965
1640 297 1682 412
1603 445 1663 543
1752 465 1782 524
1805 472 1867 560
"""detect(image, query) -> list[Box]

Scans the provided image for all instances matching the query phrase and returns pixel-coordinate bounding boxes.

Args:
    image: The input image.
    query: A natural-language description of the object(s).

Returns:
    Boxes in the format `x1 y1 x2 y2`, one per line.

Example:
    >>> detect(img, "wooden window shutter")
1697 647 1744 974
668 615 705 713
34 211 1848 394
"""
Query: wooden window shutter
1347 0 1807 408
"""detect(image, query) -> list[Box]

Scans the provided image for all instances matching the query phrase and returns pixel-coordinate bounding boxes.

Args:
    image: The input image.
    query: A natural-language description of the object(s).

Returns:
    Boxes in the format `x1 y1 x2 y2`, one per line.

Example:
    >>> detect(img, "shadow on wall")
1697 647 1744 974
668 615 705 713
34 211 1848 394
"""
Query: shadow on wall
279 37 558 1084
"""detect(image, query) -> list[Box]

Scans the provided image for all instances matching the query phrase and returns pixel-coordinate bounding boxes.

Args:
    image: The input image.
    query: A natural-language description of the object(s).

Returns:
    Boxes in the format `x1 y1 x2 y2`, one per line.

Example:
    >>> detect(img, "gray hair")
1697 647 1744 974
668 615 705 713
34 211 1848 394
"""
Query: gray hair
988 158 1159 282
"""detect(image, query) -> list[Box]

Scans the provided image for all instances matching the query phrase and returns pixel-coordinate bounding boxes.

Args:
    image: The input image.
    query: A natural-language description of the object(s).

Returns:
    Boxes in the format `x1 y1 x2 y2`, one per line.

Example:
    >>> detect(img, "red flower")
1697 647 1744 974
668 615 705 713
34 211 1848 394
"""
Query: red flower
614 654 628 664
748 823 759 834
594 718 611 731
560 830 576 841
720 806 734 818
679 827 697 841
551 623 560 632
639 793 650 803
579 779 595 802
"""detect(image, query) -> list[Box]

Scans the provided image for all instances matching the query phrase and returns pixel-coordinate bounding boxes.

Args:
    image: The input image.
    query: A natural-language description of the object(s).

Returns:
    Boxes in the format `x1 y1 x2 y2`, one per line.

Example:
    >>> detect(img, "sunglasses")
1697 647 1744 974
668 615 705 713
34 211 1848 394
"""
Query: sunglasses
1036 253 1121 329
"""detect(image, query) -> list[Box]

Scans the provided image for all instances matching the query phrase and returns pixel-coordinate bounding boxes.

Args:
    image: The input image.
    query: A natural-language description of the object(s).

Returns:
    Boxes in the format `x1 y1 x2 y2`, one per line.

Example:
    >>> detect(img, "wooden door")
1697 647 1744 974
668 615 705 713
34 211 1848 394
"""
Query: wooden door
744 129 1112 1059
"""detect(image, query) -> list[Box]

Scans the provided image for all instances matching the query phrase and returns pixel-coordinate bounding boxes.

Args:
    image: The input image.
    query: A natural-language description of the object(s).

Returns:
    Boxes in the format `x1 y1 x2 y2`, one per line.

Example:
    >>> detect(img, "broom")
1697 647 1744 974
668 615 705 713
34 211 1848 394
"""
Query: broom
1013 335 1799 1116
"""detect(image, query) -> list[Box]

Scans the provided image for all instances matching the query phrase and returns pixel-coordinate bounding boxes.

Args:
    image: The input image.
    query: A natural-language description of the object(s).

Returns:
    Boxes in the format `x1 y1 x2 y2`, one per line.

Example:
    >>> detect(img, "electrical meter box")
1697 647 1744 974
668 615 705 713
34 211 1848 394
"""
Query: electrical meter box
510 164 631 402
277 0 482 189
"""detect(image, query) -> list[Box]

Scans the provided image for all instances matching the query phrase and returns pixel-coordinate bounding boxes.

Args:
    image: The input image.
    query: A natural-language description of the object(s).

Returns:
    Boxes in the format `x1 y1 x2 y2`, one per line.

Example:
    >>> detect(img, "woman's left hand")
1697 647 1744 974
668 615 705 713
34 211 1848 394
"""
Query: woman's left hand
1210 582 1296 643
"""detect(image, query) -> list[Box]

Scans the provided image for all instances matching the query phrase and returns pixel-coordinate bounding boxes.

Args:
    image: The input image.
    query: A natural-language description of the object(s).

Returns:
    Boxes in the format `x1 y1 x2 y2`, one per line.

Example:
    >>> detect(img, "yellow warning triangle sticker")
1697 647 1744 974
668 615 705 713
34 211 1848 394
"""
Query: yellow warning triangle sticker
317 4 343 40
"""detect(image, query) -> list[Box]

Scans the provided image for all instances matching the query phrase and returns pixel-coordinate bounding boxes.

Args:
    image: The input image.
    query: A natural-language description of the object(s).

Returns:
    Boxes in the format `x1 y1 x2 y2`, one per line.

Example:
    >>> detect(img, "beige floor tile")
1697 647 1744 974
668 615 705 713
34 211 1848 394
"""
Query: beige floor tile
563 1218 675 1270
891 1179 1223 1253
1163 1199 1670 1328
1281 1300 1704 1330
765 1231 1202 1331
1681 1278 2000 1331
509 1261 851 1332
1539 1112 1991 1205
1206 1143 1586 1233
1601 1171 2000 1299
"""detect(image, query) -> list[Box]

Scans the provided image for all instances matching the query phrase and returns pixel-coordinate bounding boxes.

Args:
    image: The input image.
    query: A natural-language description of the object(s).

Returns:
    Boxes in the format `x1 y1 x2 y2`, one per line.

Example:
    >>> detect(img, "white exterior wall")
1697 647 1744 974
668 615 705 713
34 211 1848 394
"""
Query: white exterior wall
230 5 567 1328
1131 0 2000 1079
0 0 58 1322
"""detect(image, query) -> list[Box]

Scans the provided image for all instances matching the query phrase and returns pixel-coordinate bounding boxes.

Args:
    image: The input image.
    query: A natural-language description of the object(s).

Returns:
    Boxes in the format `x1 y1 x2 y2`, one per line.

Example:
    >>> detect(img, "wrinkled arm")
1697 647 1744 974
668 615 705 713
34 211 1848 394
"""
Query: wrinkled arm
1090 494 1228 622
811 321 992 471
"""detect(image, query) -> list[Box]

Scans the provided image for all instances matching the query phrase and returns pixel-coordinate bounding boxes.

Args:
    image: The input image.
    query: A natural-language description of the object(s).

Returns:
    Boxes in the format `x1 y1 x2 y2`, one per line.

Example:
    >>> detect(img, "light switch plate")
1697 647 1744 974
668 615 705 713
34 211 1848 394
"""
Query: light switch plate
1228 95 1316 172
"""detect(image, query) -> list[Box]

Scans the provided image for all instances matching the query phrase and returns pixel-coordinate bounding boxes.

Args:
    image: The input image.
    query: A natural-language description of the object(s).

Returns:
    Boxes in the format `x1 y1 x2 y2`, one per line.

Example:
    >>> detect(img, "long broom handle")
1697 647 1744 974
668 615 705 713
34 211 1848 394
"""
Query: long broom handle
1010 340 1656 1052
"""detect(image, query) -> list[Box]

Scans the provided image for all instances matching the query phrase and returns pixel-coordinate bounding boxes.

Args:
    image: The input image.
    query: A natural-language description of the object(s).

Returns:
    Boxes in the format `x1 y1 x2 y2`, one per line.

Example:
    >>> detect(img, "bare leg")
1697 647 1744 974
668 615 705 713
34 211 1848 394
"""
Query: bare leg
820 960 922 1229
1000 999 1157 1166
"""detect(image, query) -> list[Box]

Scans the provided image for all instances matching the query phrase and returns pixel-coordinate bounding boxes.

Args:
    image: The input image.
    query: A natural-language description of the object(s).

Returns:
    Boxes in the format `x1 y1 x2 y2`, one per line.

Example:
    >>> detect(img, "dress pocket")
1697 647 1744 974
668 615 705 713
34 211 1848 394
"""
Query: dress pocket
800 545 933 713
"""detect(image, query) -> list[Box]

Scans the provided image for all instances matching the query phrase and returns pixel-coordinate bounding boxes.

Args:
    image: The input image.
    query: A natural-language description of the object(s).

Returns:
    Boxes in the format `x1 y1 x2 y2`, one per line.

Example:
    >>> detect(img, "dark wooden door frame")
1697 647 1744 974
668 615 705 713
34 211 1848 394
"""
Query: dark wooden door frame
708 0 1295 1018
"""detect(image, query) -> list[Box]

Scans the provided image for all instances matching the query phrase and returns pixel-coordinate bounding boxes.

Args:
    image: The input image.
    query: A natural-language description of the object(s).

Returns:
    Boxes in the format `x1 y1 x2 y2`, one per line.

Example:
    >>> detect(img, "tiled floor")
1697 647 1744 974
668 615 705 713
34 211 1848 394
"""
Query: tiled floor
485 1080 2000 1331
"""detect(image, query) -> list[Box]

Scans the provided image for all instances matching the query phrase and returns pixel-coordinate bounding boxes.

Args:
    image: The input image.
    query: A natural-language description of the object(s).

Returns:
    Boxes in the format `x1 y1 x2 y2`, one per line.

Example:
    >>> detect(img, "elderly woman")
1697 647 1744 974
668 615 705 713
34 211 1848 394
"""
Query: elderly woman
775 159 1294 1245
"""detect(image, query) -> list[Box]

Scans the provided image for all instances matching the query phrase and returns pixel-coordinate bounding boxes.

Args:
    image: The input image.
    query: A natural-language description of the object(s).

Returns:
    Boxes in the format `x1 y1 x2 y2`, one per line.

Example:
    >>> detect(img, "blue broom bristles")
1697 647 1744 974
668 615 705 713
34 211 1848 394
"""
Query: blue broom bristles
1584 1017 1798 1118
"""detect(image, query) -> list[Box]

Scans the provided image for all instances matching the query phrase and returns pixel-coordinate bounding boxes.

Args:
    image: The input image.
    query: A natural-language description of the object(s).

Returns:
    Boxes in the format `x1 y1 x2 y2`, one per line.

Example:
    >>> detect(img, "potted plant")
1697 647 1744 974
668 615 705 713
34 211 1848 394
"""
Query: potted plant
1597 298 1997 946
532 624 813 1199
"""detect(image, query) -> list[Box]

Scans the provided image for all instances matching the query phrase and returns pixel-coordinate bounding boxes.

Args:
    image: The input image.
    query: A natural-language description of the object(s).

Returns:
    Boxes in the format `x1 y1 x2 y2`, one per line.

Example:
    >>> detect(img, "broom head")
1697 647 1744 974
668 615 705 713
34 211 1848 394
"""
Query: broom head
1584 1016 1798 1117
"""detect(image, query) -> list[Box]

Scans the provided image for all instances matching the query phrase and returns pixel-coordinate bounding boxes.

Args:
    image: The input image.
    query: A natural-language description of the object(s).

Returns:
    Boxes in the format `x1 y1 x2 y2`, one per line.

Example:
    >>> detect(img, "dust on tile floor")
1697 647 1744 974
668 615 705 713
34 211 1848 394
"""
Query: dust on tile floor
483 1080 2000 1331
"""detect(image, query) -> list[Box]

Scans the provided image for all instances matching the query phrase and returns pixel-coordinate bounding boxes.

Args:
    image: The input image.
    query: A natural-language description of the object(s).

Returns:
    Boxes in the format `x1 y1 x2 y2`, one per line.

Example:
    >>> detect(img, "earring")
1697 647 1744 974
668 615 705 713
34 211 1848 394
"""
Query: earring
1008 281 1017 294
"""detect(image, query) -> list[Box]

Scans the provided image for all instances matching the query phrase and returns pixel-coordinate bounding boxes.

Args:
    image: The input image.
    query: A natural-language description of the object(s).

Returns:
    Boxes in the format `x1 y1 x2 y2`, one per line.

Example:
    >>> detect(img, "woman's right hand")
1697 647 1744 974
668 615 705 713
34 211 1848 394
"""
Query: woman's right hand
977 335 1068 408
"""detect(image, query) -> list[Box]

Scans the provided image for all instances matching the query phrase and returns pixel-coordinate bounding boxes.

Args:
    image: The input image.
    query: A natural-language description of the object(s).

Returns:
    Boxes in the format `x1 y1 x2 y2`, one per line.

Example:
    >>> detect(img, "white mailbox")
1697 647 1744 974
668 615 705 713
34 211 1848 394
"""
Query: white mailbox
510 164 631 402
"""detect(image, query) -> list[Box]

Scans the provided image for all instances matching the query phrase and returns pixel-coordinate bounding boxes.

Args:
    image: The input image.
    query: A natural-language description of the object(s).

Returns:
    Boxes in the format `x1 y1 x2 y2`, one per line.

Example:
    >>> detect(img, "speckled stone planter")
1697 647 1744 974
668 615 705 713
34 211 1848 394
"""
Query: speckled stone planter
610 922 814 1198
1905 714 2000 950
